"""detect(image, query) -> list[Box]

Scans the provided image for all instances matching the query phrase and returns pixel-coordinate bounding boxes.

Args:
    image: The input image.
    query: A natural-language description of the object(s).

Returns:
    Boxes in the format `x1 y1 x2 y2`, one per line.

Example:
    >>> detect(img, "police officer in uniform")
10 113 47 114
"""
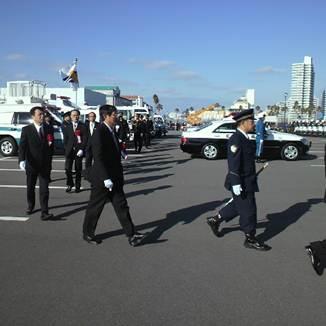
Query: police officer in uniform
207 109 271 251
255 112 266 163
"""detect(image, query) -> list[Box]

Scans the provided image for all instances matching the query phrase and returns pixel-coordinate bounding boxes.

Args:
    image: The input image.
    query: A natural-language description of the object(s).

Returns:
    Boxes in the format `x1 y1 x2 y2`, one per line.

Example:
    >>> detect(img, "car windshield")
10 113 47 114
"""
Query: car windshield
194 122 213 131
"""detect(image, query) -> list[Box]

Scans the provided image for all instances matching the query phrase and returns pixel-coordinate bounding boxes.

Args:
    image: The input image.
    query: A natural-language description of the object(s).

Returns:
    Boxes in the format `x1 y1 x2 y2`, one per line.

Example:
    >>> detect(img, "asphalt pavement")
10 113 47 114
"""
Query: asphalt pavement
0 132 326 326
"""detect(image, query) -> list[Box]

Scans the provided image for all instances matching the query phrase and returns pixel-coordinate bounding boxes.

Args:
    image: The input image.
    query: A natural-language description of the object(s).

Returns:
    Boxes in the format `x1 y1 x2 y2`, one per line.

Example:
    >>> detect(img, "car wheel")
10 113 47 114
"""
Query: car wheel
201 143 218 160
0 137 18 156
281 143 300 161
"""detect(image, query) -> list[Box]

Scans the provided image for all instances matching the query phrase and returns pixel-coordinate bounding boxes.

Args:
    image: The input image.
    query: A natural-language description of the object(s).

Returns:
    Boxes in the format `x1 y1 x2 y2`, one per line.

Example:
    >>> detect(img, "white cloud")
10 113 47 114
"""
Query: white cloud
256 66 286 74
15 73 28 79
129 58 175 70
5 53 25 61
172 69 200 81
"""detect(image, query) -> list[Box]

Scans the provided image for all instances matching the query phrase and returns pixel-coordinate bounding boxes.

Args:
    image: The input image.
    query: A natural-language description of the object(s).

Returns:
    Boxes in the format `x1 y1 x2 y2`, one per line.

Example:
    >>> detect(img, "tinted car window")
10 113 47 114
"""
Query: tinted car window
17 112 33 125
213 123 236 132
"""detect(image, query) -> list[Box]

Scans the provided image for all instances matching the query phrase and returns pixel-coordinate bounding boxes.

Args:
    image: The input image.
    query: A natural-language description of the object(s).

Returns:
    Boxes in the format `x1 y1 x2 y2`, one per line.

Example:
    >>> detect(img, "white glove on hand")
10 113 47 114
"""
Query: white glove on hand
232 184 242 196
19 161 26 171
76 149 83 157
104 179 114 191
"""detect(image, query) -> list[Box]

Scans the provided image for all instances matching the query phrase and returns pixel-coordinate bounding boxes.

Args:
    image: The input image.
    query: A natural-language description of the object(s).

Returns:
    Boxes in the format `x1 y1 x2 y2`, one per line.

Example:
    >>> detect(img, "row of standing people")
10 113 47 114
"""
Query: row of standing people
131 114 154 153
18 105 147 246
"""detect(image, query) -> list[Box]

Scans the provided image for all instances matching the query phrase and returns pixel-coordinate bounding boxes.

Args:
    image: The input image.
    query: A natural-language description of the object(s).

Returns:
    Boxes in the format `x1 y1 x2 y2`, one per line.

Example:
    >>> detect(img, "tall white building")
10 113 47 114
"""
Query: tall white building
321 90 326 119
289 56 314 109
246 89 255 107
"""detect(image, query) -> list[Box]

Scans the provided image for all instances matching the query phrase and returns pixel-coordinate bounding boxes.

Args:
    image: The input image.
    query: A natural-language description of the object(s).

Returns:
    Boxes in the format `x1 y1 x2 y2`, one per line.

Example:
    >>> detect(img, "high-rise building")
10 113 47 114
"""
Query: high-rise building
245 89 255 107
289 56 315 109
321 90 326 119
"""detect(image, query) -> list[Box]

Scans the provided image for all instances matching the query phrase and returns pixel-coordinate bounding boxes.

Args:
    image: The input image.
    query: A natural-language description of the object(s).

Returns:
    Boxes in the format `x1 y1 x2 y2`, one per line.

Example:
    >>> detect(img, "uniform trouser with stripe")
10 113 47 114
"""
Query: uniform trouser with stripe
256 139 263 157
26 171 50 214
219 191 257 235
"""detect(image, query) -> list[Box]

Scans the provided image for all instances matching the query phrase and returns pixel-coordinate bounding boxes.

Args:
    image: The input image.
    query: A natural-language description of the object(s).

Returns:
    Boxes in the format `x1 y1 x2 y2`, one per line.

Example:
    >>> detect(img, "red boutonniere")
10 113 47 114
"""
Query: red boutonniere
74 129 82 143
47 134 54 146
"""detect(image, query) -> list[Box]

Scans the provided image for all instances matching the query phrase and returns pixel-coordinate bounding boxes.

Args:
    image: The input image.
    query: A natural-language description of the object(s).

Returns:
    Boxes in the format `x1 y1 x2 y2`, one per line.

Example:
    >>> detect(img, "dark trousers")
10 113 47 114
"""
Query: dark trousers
65 151 83 188
134 133 143 152
83 184 135 237
85 149 93 169
219 191 257 235
26 171 50 214
144 132 151 147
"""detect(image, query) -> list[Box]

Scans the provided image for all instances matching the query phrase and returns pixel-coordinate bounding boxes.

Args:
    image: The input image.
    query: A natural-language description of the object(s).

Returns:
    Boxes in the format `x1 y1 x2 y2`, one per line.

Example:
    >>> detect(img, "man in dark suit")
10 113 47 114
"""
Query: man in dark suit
18 106 54 220
207 109 271 251
82 105 146 246
63 109 88 193
85 111 99 170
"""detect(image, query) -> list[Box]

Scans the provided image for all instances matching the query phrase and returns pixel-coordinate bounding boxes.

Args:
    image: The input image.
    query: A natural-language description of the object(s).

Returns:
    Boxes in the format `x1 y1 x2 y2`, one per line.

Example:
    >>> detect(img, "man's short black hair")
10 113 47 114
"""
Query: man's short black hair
63 111 71 118
70 109 80 115
87 112 96 118
99 104 117 118
30 106 44 116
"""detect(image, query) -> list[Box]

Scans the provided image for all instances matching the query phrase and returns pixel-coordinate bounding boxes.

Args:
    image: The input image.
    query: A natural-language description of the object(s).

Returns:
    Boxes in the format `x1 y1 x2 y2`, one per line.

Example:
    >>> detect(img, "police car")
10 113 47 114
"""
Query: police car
0 105 64 156
180 118 311 161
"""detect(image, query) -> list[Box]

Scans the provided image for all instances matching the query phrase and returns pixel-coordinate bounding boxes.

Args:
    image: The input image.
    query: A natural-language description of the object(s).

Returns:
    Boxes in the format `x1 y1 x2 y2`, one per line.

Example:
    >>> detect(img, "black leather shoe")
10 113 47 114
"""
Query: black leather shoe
128 232 146 247
75 188 81 193
26 207 34 215
66 186 73 193
244 235 271 251
207 216 222 237
305 245 323 275
41 213 54 221
83 234 102 245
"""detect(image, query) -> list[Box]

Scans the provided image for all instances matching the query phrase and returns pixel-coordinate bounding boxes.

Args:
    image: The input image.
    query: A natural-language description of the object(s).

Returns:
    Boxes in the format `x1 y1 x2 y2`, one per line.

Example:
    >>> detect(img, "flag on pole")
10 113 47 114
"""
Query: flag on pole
59 59 79 90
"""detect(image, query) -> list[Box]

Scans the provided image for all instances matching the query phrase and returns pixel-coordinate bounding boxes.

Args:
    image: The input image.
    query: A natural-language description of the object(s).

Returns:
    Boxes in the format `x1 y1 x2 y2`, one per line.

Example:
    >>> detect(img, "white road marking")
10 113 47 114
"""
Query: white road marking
0 216 29 221
309 150 324 153
0 169 65 172
310 165 325 167
0 185 70 189
0 154 144 162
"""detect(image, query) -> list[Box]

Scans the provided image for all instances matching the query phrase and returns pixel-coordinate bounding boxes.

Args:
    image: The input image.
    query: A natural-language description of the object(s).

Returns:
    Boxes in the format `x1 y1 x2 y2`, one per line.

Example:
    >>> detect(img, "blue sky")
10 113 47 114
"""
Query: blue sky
1 0 326 112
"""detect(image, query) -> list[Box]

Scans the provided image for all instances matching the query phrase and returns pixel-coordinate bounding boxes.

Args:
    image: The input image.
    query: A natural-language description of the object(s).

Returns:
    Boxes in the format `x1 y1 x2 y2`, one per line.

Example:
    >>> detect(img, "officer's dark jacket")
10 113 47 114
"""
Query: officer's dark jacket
89 123 123 188
224 129 259 192
18 123 54 175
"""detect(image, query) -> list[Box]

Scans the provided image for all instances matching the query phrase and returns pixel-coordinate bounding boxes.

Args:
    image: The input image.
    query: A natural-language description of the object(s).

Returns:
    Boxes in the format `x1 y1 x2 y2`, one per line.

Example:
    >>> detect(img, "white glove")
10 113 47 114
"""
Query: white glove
232 184 242 196
76 149 83 157
104 179 114 191
19 161 26 171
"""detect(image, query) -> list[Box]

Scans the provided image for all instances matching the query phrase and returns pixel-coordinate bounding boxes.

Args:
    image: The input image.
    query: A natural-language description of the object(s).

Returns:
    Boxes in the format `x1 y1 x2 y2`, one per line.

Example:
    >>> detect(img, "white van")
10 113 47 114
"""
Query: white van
0 104 64 156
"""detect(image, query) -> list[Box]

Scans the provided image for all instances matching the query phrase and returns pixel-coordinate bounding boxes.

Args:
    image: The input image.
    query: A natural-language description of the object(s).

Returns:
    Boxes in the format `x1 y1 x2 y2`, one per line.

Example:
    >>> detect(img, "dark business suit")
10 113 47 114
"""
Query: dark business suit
219 129 258 235
83 123 135 237
85 120 99 169
18 124 54 214
63 122 88 189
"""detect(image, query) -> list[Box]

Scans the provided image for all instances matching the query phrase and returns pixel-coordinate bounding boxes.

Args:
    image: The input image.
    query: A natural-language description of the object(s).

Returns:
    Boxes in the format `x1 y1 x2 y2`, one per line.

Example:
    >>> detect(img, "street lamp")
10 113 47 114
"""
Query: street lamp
284 92 288 130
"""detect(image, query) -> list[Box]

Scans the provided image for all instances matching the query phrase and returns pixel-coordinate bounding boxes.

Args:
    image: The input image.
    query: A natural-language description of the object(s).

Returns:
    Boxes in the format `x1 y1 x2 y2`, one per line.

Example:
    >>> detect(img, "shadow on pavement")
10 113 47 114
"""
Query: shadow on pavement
97 200 221 244
125 174 174 185
221 198 323 241
126 185 172 198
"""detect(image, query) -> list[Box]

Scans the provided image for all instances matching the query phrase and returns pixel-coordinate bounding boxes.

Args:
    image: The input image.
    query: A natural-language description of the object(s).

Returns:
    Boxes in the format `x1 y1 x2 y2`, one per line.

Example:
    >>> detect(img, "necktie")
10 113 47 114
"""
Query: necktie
111 129 119 151
73 123 77 131
39 127 43 139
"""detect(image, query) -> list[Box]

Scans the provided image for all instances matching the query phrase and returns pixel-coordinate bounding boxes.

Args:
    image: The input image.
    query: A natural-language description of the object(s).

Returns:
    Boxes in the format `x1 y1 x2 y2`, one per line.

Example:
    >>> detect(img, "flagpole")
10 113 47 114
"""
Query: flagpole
75 58 78 107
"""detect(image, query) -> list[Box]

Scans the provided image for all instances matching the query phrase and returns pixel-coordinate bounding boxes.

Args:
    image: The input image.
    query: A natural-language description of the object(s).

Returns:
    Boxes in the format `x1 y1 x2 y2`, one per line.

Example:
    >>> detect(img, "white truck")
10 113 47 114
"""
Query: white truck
0 104 64 156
